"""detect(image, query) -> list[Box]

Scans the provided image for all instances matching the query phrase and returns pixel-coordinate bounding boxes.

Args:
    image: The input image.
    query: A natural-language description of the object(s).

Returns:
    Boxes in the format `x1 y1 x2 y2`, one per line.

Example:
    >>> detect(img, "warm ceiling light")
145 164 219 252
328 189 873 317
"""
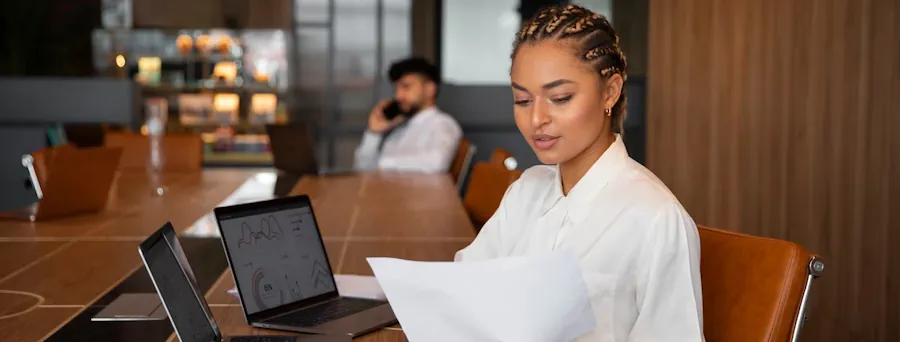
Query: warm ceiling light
115 54 126 68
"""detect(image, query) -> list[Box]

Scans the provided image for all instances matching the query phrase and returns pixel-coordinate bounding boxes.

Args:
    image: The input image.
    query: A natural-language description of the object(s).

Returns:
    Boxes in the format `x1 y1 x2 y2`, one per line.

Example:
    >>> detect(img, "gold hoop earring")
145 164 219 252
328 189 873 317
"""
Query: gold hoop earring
604 108 611 116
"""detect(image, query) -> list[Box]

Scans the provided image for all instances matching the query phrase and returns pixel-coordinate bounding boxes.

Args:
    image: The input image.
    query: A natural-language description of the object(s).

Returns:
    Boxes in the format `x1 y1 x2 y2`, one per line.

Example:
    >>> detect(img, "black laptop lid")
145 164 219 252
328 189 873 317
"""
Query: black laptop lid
139 223 221 342
265 124 319 175
63 123 105 148
214 195 338 322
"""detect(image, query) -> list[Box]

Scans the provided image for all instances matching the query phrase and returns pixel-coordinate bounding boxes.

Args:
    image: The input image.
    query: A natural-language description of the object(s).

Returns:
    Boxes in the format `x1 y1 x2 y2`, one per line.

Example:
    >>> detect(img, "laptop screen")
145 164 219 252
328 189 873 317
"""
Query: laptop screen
218 200 337 315
140 224 219 342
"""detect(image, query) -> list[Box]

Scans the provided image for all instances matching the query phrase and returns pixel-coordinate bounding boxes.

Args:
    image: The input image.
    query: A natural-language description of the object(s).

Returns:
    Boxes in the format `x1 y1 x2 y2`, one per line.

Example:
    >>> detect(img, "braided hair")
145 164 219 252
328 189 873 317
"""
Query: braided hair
511 4 628 134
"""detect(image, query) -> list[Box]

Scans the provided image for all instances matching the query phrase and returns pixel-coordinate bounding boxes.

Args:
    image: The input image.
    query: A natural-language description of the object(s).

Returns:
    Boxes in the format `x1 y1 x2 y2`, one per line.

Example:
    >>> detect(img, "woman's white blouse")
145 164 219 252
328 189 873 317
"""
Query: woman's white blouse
455 136 705 341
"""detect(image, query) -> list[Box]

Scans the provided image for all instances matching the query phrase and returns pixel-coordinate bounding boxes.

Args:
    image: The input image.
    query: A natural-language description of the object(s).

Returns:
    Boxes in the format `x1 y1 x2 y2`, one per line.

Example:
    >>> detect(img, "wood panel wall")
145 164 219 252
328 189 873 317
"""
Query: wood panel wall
646 0 900 341
132 0 291 28
612 0 649 77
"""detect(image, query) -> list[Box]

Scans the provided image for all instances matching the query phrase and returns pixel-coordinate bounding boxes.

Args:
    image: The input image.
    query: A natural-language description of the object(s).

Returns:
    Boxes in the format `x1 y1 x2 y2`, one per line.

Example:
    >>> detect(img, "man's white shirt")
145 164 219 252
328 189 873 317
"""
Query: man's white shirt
354 106 462 173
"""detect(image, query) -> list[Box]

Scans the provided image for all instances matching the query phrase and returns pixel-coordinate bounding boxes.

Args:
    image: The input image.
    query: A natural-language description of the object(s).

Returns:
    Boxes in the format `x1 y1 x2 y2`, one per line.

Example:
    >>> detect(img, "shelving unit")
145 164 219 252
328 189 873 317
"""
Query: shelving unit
91 0 411 169
92 27 301 166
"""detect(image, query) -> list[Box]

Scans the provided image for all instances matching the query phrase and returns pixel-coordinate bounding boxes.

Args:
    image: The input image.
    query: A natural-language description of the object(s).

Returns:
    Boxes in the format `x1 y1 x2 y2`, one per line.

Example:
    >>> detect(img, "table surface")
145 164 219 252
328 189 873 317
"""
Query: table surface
0 169 475 342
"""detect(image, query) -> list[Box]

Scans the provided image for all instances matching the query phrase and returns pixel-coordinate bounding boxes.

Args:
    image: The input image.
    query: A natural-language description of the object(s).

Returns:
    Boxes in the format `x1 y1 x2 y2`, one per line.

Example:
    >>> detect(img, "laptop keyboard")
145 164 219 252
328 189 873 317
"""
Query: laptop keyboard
265 298 383 327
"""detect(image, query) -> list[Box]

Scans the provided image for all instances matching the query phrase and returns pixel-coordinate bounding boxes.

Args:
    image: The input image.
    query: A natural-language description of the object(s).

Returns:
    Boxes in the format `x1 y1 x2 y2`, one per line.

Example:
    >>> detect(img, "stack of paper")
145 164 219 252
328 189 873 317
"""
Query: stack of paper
367 251 596 342
334 274 386 300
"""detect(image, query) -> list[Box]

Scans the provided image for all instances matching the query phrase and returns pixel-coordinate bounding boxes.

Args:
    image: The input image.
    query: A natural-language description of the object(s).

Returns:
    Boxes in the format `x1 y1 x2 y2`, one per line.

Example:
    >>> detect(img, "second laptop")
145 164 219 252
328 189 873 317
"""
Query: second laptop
213 195 396 337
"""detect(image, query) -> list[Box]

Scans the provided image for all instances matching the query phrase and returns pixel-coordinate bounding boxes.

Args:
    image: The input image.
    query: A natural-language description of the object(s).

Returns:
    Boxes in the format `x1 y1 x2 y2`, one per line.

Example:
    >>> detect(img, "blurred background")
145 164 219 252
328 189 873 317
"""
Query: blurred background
0 0 897 341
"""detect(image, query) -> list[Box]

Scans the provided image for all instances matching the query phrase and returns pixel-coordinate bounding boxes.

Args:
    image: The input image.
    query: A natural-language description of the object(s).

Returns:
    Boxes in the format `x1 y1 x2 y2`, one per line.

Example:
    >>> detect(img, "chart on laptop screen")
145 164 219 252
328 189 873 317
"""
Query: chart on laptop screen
220 205 336 314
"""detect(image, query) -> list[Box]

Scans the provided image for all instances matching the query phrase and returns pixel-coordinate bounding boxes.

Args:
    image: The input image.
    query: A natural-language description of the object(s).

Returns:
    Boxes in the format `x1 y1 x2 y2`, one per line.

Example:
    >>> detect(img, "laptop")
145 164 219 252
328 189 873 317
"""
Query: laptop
265 124 354 177
139 222 352 342
63 123 106 148
2 144 121 220
213 195 396 337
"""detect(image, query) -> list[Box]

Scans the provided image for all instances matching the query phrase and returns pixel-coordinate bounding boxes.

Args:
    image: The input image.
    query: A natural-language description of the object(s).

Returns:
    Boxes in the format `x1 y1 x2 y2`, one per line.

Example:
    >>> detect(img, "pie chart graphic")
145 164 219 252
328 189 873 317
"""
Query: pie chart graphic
251 268 283 310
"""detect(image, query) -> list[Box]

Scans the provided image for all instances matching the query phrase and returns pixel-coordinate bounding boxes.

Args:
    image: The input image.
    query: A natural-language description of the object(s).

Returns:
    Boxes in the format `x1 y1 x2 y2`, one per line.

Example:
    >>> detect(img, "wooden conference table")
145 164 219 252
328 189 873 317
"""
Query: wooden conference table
0 169 475 342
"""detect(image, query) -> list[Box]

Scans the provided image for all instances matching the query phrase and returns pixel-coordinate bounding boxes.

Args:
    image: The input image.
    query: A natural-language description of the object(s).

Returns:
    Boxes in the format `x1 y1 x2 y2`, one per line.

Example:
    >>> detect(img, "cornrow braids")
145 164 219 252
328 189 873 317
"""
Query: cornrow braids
512 4 629 134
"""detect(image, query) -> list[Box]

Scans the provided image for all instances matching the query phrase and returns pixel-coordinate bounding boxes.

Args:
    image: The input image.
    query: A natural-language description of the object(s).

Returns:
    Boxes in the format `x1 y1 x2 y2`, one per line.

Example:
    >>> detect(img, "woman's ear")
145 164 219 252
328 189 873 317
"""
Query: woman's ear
604 74 624 109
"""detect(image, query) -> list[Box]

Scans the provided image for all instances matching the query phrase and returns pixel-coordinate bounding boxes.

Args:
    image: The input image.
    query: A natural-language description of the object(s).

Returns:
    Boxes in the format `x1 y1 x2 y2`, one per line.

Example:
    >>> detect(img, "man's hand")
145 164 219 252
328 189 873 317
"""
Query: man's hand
367 99 406 134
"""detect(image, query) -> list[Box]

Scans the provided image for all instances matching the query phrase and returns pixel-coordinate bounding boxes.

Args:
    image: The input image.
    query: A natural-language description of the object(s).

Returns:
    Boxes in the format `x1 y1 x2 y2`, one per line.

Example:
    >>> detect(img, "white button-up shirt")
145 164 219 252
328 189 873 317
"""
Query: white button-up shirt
455 135 705 342
354 106 462 173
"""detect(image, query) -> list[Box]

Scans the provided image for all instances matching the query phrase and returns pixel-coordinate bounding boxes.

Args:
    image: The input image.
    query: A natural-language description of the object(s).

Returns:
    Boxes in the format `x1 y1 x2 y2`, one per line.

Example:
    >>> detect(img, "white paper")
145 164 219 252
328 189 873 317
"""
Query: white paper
226 274 386 301
367 250 596 342
334 274 386 300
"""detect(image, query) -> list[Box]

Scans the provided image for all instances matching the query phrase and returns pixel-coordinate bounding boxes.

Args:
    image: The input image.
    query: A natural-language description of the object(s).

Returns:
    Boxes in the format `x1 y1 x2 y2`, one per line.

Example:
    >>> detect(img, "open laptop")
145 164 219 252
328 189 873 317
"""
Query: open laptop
213 195 396 337
2 144 121 220
63 123 106 148
265 124 354 177
139 222 351 342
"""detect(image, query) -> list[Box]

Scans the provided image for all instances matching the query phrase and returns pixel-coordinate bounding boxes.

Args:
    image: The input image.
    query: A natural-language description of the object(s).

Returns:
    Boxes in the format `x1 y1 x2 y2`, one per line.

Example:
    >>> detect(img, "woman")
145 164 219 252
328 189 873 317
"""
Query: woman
455 5 705 341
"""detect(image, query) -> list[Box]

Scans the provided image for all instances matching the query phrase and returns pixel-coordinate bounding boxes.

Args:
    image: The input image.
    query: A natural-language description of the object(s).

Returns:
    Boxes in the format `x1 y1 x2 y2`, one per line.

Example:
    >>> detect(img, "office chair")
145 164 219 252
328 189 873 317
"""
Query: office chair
463 162 522 229
63 123 106 148
449 139 476 192
698 225 824 342
104 132 203 172
489 148 517 171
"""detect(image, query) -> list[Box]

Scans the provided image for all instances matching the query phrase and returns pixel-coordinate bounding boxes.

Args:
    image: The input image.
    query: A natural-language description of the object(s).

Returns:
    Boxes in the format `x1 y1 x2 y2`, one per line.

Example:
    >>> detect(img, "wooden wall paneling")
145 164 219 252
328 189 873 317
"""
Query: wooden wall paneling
672 0 695 220
722 0 746 232
644 0 661 172
411 0 439 63
612 0 649 77
692 0 714 224
739 0 761 240
837 0 867 337
875 0 899 339
133 0 224 28
647 0 900 340
704 0 723 228
254 0 292 28
878 1 900 340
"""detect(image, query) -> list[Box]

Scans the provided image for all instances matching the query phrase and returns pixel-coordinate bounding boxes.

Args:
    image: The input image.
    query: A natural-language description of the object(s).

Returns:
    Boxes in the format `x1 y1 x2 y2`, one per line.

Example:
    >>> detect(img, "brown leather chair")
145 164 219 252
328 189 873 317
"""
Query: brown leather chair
698 225 824 342
463 162 522 228
488 148 518 171
104 132 203 172
6 144 123 220
448 138 476 192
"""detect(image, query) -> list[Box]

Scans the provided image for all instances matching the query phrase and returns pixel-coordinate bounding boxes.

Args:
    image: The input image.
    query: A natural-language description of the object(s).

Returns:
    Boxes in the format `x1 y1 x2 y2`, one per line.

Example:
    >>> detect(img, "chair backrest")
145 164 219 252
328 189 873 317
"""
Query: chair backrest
463 162 521 227
449 139 476 190
489 148 518 171
265 124 319 175
698 225 823 342
104 132 203 172
28 144 123 220
489 148 512 167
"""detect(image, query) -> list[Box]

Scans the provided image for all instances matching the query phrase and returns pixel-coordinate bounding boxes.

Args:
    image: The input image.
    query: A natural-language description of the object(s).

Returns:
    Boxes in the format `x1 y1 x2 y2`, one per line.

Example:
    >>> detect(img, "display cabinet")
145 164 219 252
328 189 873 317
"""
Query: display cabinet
92 28 291 166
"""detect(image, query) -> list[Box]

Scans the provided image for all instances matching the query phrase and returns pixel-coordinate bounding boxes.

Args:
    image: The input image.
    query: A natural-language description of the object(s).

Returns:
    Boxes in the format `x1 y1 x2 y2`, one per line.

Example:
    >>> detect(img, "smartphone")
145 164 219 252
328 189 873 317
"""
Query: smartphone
382 100 403 120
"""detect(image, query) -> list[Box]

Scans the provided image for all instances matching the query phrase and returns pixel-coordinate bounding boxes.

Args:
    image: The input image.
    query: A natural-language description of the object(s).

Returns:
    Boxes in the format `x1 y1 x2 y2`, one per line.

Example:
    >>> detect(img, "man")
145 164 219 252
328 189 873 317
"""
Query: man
353 57 462 173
